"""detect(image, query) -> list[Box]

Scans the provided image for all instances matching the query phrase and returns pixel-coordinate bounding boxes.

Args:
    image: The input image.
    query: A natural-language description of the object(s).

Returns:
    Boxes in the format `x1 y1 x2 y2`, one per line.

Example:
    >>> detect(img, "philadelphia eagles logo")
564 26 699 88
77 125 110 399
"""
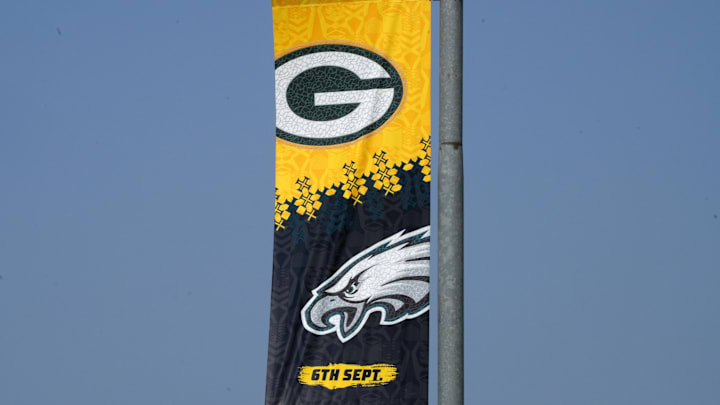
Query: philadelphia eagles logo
301 226 430 342
275 43 405 146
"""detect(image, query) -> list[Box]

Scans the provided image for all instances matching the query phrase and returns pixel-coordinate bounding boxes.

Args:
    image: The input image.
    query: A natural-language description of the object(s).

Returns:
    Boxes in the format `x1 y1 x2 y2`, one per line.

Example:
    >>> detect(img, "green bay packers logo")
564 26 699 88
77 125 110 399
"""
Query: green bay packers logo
275 43 405 146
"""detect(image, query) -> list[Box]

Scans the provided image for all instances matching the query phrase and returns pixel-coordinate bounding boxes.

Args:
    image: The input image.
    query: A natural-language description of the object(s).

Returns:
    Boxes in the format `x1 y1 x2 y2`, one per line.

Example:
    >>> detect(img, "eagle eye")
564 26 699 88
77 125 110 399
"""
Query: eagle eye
343 280 359 296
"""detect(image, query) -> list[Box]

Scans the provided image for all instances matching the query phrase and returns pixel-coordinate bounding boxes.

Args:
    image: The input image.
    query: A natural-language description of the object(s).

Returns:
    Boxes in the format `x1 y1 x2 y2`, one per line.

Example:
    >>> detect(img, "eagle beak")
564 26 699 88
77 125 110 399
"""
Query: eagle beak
306 294 365 335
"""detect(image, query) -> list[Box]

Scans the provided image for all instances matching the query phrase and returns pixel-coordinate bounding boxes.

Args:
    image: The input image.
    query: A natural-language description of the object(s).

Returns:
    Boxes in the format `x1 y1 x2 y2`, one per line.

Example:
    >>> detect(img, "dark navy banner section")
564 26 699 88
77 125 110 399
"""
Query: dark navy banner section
266 165 430 404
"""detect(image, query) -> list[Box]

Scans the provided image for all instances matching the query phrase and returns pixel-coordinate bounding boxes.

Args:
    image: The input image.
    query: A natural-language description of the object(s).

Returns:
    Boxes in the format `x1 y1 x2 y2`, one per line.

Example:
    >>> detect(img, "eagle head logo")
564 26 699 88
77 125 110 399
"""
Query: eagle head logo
301 226 430 343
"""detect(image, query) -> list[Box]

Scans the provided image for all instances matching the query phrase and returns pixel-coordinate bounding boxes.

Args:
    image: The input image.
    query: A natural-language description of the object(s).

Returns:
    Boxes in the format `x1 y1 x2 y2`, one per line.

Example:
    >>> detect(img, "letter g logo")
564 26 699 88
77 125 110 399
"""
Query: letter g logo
275 43 405 146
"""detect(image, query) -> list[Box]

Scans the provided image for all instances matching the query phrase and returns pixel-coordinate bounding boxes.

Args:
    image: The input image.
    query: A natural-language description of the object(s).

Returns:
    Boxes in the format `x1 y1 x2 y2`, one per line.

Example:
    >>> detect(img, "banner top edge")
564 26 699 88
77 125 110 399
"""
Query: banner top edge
273 0 430 8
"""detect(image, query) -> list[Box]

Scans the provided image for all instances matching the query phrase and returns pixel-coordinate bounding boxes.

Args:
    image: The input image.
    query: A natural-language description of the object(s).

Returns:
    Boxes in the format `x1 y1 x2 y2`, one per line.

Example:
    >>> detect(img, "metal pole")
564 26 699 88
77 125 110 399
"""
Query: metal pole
438 0 463 404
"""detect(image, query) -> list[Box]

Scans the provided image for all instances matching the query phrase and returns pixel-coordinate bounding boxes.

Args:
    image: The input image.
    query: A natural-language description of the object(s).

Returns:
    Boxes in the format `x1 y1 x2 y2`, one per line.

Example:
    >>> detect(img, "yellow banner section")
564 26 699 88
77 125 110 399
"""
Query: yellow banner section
297 363 398 390
274 0 426 7
272 0 431 229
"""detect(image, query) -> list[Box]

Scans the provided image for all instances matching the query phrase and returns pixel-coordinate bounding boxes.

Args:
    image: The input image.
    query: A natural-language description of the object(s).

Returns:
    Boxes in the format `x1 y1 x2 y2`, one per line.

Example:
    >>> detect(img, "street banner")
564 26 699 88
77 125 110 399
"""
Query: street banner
267 0 432 403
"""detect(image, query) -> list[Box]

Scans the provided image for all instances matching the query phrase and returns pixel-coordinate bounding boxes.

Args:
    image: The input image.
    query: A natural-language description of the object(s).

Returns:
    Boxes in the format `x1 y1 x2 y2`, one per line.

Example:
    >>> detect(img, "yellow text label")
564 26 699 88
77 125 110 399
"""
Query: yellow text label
298 363 398 390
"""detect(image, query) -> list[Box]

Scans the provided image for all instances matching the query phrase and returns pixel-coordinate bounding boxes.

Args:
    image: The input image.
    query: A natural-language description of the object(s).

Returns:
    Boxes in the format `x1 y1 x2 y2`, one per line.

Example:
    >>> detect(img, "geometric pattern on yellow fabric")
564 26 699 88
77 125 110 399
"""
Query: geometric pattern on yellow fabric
279 136 430 224
273 0 431 225
418 134 431 182
274 188 292 230
294 176 323 221
339 161 368 205
370 151 401 195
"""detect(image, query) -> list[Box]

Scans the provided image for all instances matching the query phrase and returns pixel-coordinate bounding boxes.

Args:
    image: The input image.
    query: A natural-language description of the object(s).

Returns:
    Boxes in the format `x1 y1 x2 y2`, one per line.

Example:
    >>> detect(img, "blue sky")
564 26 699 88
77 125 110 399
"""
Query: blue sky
1 1 719 404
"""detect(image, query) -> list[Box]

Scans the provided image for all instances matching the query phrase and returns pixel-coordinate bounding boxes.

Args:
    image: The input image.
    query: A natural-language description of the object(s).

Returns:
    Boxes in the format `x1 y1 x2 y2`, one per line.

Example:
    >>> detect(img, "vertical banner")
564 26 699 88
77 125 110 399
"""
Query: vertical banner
267 0 431 403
